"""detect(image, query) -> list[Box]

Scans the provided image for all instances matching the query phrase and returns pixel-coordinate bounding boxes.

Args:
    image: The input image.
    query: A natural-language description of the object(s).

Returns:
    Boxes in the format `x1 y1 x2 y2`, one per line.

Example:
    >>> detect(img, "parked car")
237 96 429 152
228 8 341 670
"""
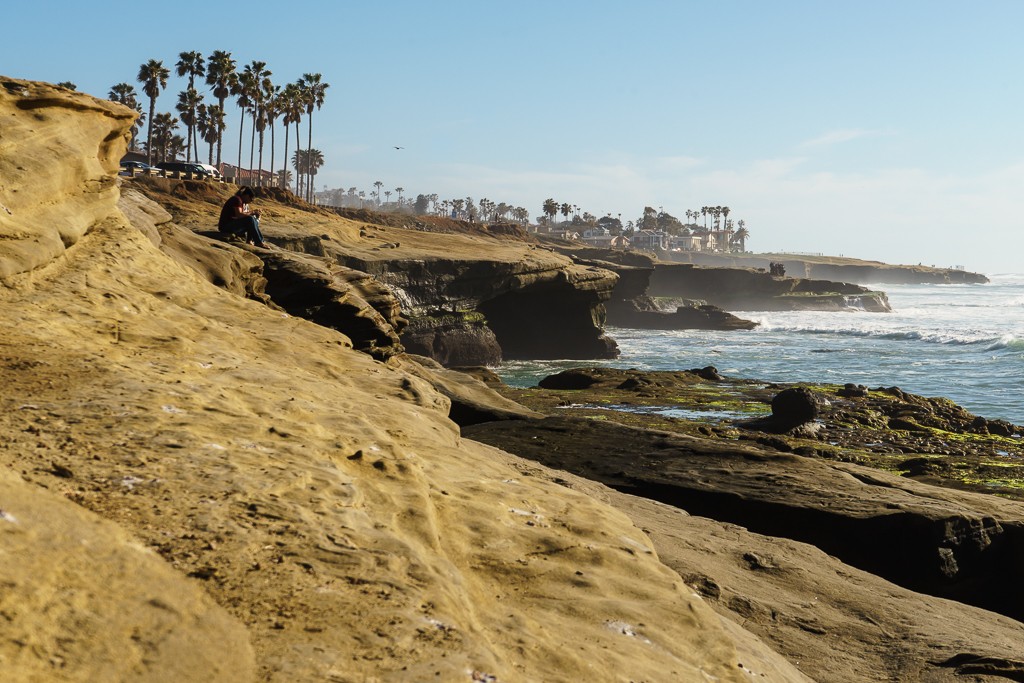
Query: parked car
119 160 153 176
196 163 222 180
155 161 214 179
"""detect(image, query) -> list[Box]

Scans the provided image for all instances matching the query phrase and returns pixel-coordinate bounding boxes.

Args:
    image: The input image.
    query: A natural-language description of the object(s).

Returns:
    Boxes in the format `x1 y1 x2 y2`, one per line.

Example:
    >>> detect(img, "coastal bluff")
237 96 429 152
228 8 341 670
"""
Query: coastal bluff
663 251 989 286
0 76 807 681
6 76 1023 683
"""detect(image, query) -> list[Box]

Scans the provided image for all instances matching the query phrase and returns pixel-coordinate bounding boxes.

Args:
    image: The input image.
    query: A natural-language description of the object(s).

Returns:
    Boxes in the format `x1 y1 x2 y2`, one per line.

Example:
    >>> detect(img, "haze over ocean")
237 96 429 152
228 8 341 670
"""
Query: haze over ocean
501 274 1024 425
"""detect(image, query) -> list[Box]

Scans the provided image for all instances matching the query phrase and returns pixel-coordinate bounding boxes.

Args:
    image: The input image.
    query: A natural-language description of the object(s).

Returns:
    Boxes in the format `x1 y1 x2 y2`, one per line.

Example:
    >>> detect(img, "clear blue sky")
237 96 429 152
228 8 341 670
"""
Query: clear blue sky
5 0 1024 274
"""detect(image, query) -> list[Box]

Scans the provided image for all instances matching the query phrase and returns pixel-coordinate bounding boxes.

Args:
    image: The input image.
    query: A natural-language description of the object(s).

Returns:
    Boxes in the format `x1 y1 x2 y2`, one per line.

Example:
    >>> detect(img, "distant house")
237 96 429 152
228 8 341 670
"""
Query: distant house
710 229 734 252
581 227 613 248
550 229 581 242
668 234 703 251
632 229 668 251
219 163 276 186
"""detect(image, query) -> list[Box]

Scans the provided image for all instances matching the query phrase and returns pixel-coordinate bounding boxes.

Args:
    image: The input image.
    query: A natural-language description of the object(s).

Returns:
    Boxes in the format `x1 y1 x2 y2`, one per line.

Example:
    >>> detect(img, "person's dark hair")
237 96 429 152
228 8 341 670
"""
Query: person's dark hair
237 186 255 199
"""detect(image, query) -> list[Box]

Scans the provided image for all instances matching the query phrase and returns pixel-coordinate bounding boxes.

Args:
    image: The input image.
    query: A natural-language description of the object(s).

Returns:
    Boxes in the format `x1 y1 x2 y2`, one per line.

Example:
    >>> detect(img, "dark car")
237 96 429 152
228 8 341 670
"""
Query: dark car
119 160 154 176
155 161 213 179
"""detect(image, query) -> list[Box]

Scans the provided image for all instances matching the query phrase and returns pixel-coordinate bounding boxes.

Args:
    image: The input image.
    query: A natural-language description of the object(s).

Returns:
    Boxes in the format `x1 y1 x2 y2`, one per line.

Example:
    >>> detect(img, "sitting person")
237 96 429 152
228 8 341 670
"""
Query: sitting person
218 186 268 248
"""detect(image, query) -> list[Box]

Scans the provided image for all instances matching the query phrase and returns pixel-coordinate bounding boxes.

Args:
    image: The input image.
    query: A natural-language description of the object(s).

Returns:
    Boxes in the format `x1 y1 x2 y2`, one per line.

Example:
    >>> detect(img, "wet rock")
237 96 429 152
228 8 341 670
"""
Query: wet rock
538 369 602 390
740 387 820 433
690 366 724 381
838 383 868 398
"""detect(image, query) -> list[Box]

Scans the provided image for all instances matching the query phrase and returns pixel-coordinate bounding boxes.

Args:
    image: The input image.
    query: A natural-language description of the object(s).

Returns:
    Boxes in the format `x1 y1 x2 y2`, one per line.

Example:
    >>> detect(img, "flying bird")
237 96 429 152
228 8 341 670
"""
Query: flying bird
394 146 404 150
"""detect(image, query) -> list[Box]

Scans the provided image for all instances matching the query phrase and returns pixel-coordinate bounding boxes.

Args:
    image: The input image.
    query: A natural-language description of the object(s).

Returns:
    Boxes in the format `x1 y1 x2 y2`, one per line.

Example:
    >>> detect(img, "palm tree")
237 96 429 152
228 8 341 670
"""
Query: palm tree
395 187 404 205
204 51 236 167
196 104 213 164
373 181 384 205
232 68 257 178
137 59 170 166
277 169 293 189
109 83 144 150
384 190 392 205
263 82 281 189
720 206 732 250
297 73 329 203
240 61 271 186
733 220 749 252
542 198 559 224
305 148 324 199
149 112 180 164
175 52 205 162
560 202 572 223
175 88 203 162
278 83 303 191
176 51 205 90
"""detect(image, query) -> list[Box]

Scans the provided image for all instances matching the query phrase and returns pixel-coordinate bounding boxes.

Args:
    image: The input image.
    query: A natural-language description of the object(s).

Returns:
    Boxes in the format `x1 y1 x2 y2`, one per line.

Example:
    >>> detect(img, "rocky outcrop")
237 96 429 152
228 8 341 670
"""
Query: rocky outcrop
399 311 502 366
2 75 800 682
398 354 542 425
139 194 624 364
337 253 620 361
256 249 406 361
610 296 759 330
555 248 759 330
497 457 1024 683
464 414 1024 623
0 79 135 281
664 251 989 285
649 262 892 312
120 188 272 303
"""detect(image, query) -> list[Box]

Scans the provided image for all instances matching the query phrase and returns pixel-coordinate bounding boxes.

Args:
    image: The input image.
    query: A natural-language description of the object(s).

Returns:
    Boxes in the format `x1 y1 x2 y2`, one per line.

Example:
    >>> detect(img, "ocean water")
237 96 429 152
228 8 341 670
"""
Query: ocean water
498 273 1024 425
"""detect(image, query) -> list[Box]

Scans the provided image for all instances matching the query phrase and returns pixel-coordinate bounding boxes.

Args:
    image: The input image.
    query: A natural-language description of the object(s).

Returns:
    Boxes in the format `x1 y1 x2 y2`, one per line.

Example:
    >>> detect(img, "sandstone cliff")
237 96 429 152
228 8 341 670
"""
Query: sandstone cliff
0 77 805 682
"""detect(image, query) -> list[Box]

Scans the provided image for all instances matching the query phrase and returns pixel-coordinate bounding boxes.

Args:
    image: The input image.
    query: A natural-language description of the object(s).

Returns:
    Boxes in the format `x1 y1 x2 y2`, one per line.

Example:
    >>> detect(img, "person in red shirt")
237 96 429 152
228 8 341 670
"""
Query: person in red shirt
218 186 268 248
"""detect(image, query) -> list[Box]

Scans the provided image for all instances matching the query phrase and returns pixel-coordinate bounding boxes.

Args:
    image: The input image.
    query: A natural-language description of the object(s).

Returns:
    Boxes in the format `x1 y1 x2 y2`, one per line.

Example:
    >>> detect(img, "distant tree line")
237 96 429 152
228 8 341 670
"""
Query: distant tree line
540 199 750 251
316 186 532 224
107 51 328 202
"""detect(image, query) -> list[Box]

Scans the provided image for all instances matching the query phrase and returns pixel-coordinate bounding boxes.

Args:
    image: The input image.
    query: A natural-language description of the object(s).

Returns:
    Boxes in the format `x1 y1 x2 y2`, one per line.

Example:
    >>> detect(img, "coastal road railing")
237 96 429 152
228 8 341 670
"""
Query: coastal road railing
120 167 237 184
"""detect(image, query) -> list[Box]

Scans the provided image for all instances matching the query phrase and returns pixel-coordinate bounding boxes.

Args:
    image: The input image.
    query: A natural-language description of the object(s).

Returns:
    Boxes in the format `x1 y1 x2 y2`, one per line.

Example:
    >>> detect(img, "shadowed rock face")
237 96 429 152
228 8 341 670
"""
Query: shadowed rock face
278 241 622 363
649 262 892 312
463 415 1024 623
257 250 406 362
552 248 760 331
400 312 502 366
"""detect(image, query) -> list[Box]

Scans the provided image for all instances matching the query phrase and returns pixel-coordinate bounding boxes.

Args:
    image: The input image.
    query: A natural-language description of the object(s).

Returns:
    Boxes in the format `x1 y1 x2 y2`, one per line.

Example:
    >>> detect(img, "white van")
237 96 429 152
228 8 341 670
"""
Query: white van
197 163 222 180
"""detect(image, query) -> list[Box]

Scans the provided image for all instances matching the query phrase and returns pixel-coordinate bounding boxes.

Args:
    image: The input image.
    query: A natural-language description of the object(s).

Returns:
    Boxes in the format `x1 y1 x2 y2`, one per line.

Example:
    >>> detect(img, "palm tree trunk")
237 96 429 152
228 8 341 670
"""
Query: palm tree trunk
268 122 275 190
294 120 301 195
257 128 265 188
281 124 289 191
249 112 257 184
237 109 245 182
146 98 156 166
306 113 313 202
216 96 226 167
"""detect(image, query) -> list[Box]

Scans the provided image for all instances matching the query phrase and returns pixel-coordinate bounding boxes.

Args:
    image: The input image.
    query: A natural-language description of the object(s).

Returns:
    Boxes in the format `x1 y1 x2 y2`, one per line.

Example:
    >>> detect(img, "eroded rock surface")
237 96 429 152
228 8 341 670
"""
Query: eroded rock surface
0 75 792 683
